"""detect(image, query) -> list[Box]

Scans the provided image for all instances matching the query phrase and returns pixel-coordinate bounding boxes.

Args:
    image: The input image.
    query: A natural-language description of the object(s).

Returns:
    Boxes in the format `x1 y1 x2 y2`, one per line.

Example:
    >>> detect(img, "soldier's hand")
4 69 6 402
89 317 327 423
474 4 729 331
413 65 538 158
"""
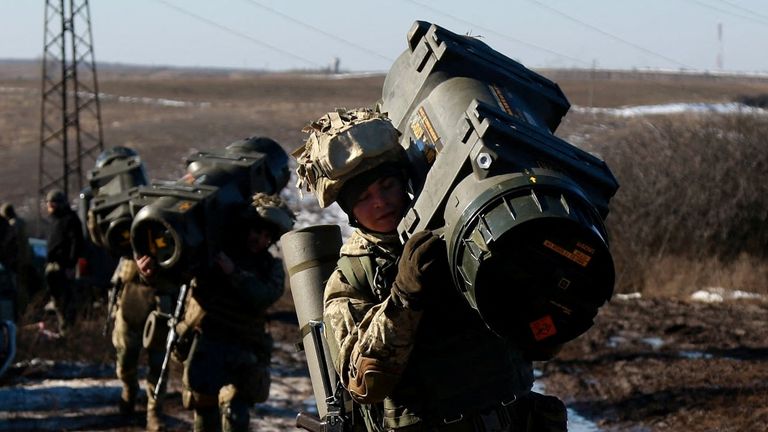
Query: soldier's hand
393 230 446 300
136 255 156 278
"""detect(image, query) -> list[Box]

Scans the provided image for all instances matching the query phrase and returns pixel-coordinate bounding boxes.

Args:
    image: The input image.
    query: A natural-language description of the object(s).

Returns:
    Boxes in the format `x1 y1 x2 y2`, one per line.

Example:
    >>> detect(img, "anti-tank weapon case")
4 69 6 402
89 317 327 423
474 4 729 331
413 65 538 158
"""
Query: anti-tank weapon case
381 21 619 357
130 148 278 276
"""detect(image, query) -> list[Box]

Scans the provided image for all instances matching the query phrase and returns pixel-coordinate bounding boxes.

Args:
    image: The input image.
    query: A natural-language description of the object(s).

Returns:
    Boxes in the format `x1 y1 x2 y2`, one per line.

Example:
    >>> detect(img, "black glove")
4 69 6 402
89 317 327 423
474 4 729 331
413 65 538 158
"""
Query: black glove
391 230 446 309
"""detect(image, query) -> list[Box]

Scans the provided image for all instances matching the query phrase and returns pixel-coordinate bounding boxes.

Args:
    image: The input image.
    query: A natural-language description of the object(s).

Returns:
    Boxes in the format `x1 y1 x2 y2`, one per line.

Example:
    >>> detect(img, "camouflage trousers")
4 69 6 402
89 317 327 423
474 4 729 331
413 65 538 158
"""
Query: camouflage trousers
111 282 171 417
182 332 272 432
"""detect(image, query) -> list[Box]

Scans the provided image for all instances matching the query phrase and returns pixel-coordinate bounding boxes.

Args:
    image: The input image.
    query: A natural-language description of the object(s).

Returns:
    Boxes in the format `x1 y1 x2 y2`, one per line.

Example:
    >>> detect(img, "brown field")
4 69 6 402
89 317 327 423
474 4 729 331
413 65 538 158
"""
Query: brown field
1 61 767 431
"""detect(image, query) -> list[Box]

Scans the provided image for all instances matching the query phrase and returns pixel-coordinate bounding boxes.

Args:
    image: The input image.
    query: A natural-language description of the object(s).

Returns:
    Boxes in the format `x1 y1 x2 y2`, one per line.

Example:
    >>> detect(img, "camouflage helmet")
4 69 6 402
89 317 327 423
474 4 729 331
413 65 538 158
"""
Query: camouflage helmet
246 192 296 238
293 107 405 208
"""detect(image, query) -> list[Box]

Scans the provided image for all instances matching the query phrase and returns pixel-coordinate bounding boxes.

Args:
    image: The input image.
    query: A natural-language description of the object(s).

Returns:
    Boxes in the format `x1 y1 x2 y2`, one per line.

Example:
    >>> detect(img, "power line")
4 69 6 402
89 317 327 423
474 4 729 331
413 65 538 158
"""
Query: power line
716 0 768 22
401 0 592 67
151 0 323 68
523 0 694 69
238 0 394 65
695 0 768 26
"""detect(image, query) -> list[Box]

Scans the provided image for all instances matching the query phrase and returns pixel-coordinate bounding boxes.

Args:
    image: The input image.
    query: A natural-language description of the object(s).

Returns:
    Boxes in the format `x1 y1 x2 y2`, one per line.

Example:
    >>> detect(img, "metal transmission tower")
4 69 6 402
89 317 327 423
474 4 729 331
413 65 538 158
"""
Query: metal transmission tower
38 0 104 203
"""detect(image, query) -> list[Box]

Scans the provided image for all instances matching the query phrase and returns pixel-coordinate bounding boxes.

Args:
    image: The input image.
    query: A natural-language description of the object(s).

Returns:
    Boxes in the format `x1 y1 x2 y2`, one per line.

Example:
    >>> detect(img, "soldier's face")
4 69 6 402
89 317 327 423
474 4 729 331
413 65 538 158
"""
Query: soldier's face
351 176 409 233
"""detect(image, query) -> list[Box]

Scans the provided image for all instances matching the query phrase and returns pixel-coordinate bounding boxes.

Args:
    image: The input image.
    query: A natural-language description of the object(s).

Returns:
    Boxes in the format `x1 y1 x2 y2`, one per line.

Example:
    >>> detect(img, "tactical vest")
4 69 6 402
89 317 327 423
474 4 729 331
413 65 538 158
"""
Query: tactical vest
337 249 534 431
188 254 276 345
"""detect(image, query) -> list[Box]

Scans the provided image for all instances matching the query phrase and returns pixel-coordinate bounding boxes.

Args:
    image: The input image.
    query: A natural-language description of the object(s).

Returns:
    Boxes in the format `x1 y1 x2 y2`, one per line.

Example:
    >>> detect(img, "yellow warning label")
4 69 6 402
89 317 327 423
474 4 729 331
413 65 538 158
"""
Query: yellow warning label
418 106 440 144
490 84 514 116
178 201 193 212
543 240 592 267
410 119 424 140
154 237 167 249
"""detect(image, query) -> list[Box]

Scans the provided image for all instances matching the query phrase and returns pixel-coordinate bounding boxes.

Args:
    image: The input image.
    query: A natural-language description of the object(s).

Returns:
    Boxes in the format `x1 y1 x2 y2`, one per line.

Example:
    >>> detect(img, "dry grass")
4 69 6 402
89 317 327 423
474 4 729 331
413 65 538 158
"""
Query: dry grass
586 114 768 295
637 255 768 298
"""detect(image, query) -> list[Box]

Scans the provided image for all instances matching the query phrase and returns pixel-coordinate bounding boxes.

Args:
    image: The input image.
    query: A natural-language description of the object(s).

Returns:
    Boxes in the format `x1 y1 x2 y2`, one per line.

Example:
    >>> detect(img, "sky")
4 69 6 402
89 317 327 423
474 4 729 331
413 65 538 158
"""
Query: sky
1 0 768 73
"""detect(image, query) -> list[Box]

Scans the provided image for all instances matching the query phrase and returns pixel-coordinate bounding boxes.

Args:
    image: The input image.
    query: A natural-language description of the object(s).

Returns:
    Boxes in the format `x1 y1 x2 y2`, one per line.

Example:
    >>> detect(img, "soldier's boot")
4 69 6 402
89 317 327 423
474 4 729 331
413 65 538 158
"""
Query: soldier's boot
118 383 138 415
193 406 221 432
220 399 250 432
55 308 68 337
146 383 166 432
147 409 165 432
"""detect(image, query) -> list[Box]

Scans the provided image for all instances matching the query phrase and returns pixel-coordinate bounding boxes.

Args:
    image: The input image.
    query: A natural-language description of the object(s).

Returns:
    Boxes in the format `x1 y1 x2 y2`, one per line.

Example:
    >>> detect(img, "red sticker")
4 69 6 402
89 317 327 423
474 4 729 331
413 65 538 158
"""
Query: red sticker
530 315 557 341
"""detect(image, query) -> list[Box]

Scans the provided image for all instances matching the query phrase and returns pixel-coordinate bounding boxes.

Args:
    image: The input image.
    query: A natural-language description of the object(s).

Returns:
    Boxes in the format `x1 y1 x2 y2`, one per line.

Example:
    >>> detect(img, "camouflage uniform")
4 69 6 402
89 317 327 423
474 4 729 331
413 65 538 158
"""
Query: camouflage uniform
324 228 562 431
296 108 567 431
111 257 175 430
179 249 284 432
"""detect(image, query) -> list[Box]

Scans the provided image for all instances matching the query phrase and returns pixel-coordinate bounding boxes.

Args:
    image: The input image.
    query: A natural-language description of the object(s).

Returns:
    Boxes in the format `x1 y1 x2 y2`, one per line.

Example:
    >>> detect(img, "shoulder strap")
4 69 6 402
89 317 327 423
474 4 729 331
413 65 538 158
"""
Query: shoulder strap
337 255 376 291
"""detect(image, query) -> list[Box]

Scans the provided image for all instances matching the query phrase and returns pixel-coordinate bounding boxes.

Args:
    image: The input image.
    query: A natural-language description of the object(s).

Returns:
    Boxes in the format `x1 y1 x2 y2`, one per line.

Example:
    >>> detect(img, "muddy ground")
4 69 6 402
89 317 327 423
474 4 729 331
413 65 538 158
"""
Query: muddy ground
1 62 767 431
3 290 766 431
543 295 768 431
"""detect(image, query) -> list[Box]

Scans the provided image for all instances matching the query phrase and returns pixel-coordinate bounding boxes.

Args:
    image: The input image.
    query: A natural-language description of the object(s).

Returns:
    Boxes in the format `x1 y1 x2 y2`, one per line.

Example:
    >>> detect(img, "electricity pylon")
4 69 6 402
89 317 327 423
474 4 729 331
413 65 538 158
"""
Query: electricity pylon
38 0 104 204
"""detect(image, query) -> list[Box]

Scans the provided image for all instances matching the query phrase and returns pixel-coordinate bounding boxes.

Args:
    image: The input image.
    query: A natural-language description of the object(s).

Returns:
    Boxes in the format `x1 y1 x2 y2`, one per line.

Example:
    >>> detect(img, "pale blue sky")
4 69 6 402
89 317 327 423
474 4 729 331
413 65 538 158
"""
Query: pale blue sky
1 0 767 73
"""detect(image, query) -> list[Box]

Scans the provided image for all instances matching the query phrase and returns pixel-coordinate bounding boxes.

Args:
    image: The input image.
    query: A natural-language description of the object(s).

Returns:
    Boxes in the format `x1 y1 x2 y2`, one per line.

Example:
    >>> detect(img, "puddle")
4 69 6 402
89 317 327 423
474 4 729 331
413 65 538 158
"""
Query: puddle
534 376 602 431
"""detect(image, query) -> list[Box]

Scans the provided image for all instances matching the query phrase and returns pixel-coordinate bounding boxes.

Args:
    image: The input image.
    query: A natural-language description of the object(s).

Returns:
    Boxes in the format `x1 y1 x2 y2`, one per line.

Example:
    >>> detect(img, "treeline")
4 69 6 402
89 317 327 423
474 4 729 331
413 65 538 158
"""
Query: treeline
597 114 768 295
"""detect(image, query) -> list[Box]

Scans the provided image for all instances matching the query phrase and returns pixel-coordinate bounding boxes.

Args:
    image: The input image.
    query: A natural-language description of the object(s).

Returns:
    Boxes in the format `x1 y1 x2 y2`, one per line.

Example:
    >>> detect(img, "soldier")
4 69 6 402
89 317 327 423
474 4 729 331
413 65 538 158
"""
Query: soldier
109 256 176 431
293 108 568 431
0 213 17 378
44 189 84 336
80 145 170 430
1 203 35 316
0 206 18 277
137 193 295 432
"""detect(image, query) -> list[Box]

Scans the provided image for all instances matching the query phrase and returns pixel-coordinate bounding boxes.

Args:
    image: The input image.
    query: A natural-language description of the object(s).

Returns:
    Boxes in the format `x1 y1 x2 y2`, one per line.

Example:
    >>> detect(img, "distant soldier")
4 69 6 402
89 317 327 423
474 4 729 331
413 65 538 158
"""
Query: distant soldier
137 193 295 432
0 212 17 378
109 256 175 431
82 145 170 430
44 189 84 336
0 211 18 322
0 207 18 277
1 203 35 314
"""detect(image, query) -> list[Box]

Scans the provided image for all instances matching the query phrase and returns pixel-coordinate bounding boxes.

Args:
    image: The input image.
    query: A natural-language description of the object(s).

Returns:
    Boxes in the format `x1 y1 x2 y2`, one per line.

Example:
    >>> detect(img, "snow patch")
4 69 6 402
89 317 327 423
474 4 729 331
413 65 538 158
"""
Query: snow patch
96 92 211 108
615 292 642 301
691 287 764 303
572 102 768 117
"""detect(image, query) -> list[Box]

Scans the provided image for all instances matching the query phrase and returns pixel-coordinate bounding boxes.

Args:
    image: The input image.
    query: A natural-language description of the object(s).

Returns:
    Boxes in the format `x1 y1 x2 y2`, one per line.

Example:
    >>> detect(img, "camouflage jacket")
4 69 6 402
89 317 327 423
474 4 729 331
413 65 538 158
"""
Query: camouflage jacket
324 229 534 429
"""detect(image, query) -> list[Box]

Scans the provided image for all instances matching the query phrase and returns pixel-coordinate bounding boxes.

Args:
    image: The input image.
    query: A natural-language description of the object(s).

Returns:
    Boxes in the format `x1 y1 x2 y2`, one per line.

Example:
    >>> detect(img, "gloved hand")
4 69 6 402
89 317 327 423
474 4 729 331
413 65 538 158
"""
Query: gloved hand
391 230 447 308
